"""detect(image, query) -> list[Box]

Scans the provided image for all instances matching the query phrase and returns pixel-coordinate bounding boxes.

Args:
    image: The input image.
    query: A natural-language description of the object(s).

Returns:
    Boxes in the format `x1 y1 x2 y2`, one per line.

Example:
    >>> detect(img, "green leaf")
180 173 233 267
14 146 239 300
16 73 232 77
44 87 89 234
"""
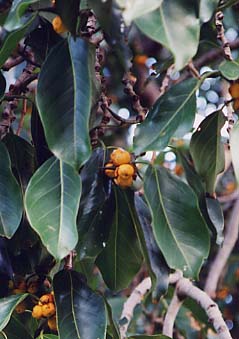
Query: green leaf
4 0 39 31
77 149 113 259
36 37 94 170
205 197 224 245
104 297 120 339
135 1 200 70
177 149 205 197
133 78 198 153
0 294 28 331
96 187 143 291
55 0 80 35
25 156 82 260
0 142 23 238
0 72 6 99
3 314 33 339
3 134 36 193
53 270 106 339
144 165 210 278
116 0 162 24
219 59 239 80
199 0 219 23
135 195 169 301
0 14 36 68
190 111 226 194
231 119 239 184
177 149 224 244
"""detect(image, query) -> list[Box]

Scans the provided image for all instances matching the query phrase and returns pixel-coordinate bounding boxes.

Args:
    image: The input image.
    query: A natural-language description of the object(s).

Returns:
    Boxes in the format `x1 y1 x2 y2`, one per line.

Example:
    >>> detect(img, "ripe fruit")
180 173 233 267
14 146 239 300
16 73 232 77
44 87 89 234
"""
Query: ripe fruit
52 16 67 34
15 301 26 314
48 315 57 331
110 148 131 166
104 162 115 178
39 293 54 304
32 305 43 319
116 164 135 179
114 175 133 188
229 82 239 98
233 98 239 111
42 302 56 317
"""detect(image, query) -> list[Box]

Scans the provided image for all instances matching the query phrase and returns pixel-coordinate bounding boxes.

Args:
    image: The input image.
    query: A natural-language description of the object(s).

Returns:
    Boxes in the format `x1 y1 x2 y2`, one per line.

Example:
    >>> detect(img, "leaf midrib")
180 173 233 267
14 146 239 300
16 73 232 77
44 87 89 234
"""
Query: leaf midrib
152 167 192 272
142 81 197 150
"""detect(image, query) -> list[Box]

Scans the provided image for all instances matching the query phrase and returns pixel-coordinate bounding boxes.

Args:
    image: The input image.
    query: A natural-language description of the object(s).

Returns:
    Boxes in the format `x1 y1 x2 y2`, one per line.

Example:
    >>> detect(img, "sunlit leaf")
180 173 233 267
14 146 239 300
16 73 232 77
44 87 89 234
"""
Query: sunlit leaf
135 1 200 69
134 78 198 153
25 157 81 260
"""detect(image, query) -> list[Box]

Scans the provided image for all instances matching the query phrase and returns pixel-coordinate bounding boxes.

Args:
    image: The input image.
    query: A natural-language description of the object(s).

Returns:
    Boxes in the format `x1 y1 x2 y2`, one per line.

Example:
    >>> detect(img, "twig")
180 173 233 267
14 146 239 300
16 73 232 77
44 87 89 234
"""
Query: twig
64 250 76 270
119 271 232 339
16 98 27 136
0 62 38 139
218 189 239 203
204 198 239 297
215 11 233 61
162 290 183 337
119 277 151 339
122 71 148 121
176 278 232 339
158 64 175 97
187 60 201 79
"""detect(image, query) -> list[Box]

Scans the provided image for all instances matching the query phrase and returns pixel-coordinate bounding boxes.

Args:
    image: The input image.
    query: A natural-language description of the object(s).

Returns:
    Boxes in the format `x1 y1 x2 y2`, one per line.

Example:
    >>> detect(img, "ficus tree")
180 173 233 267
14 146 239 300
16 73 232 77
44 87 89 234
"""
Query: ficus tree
0 0 239 338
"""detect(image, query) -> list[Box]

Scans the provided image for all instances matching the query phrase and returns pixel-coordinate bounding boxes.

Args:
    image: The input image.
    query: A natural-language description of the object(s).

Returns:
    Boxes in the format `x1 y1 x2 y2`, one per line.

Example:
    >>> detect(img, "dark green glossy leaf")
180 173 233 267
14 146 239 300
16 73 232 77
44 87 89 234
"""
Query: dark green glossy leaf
0 142 23 238
177 150 224 246
25 156 82 260
116 0 162 24
144 165 210 278
230 119 239 184
135 195 169 301
177 149 205 197
133 78 198 153
219 60 239 80
135 1 200 70
0 294 28 331
3 134 36 192
104 297 120 339
77 149 113 259
199 0 219 23
3 314 33 339
4 0 39 31
205 197 224 245
0 14 36 68
53 270 106 339
96 187 143 291
190 111 226 194
37 37 94 170
55 0 80 35
0 72 6 99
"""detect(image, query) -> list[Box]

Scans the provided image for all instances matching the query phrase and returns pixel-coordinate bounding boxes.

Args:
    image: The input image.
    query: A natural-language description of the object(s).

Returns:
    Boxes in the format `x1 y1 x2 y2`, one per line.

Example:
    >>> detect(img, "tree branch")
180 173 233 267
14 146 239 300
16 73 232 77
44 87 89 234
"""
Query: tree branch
162 289 183 337
119 271 232 339
204 198 239 297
